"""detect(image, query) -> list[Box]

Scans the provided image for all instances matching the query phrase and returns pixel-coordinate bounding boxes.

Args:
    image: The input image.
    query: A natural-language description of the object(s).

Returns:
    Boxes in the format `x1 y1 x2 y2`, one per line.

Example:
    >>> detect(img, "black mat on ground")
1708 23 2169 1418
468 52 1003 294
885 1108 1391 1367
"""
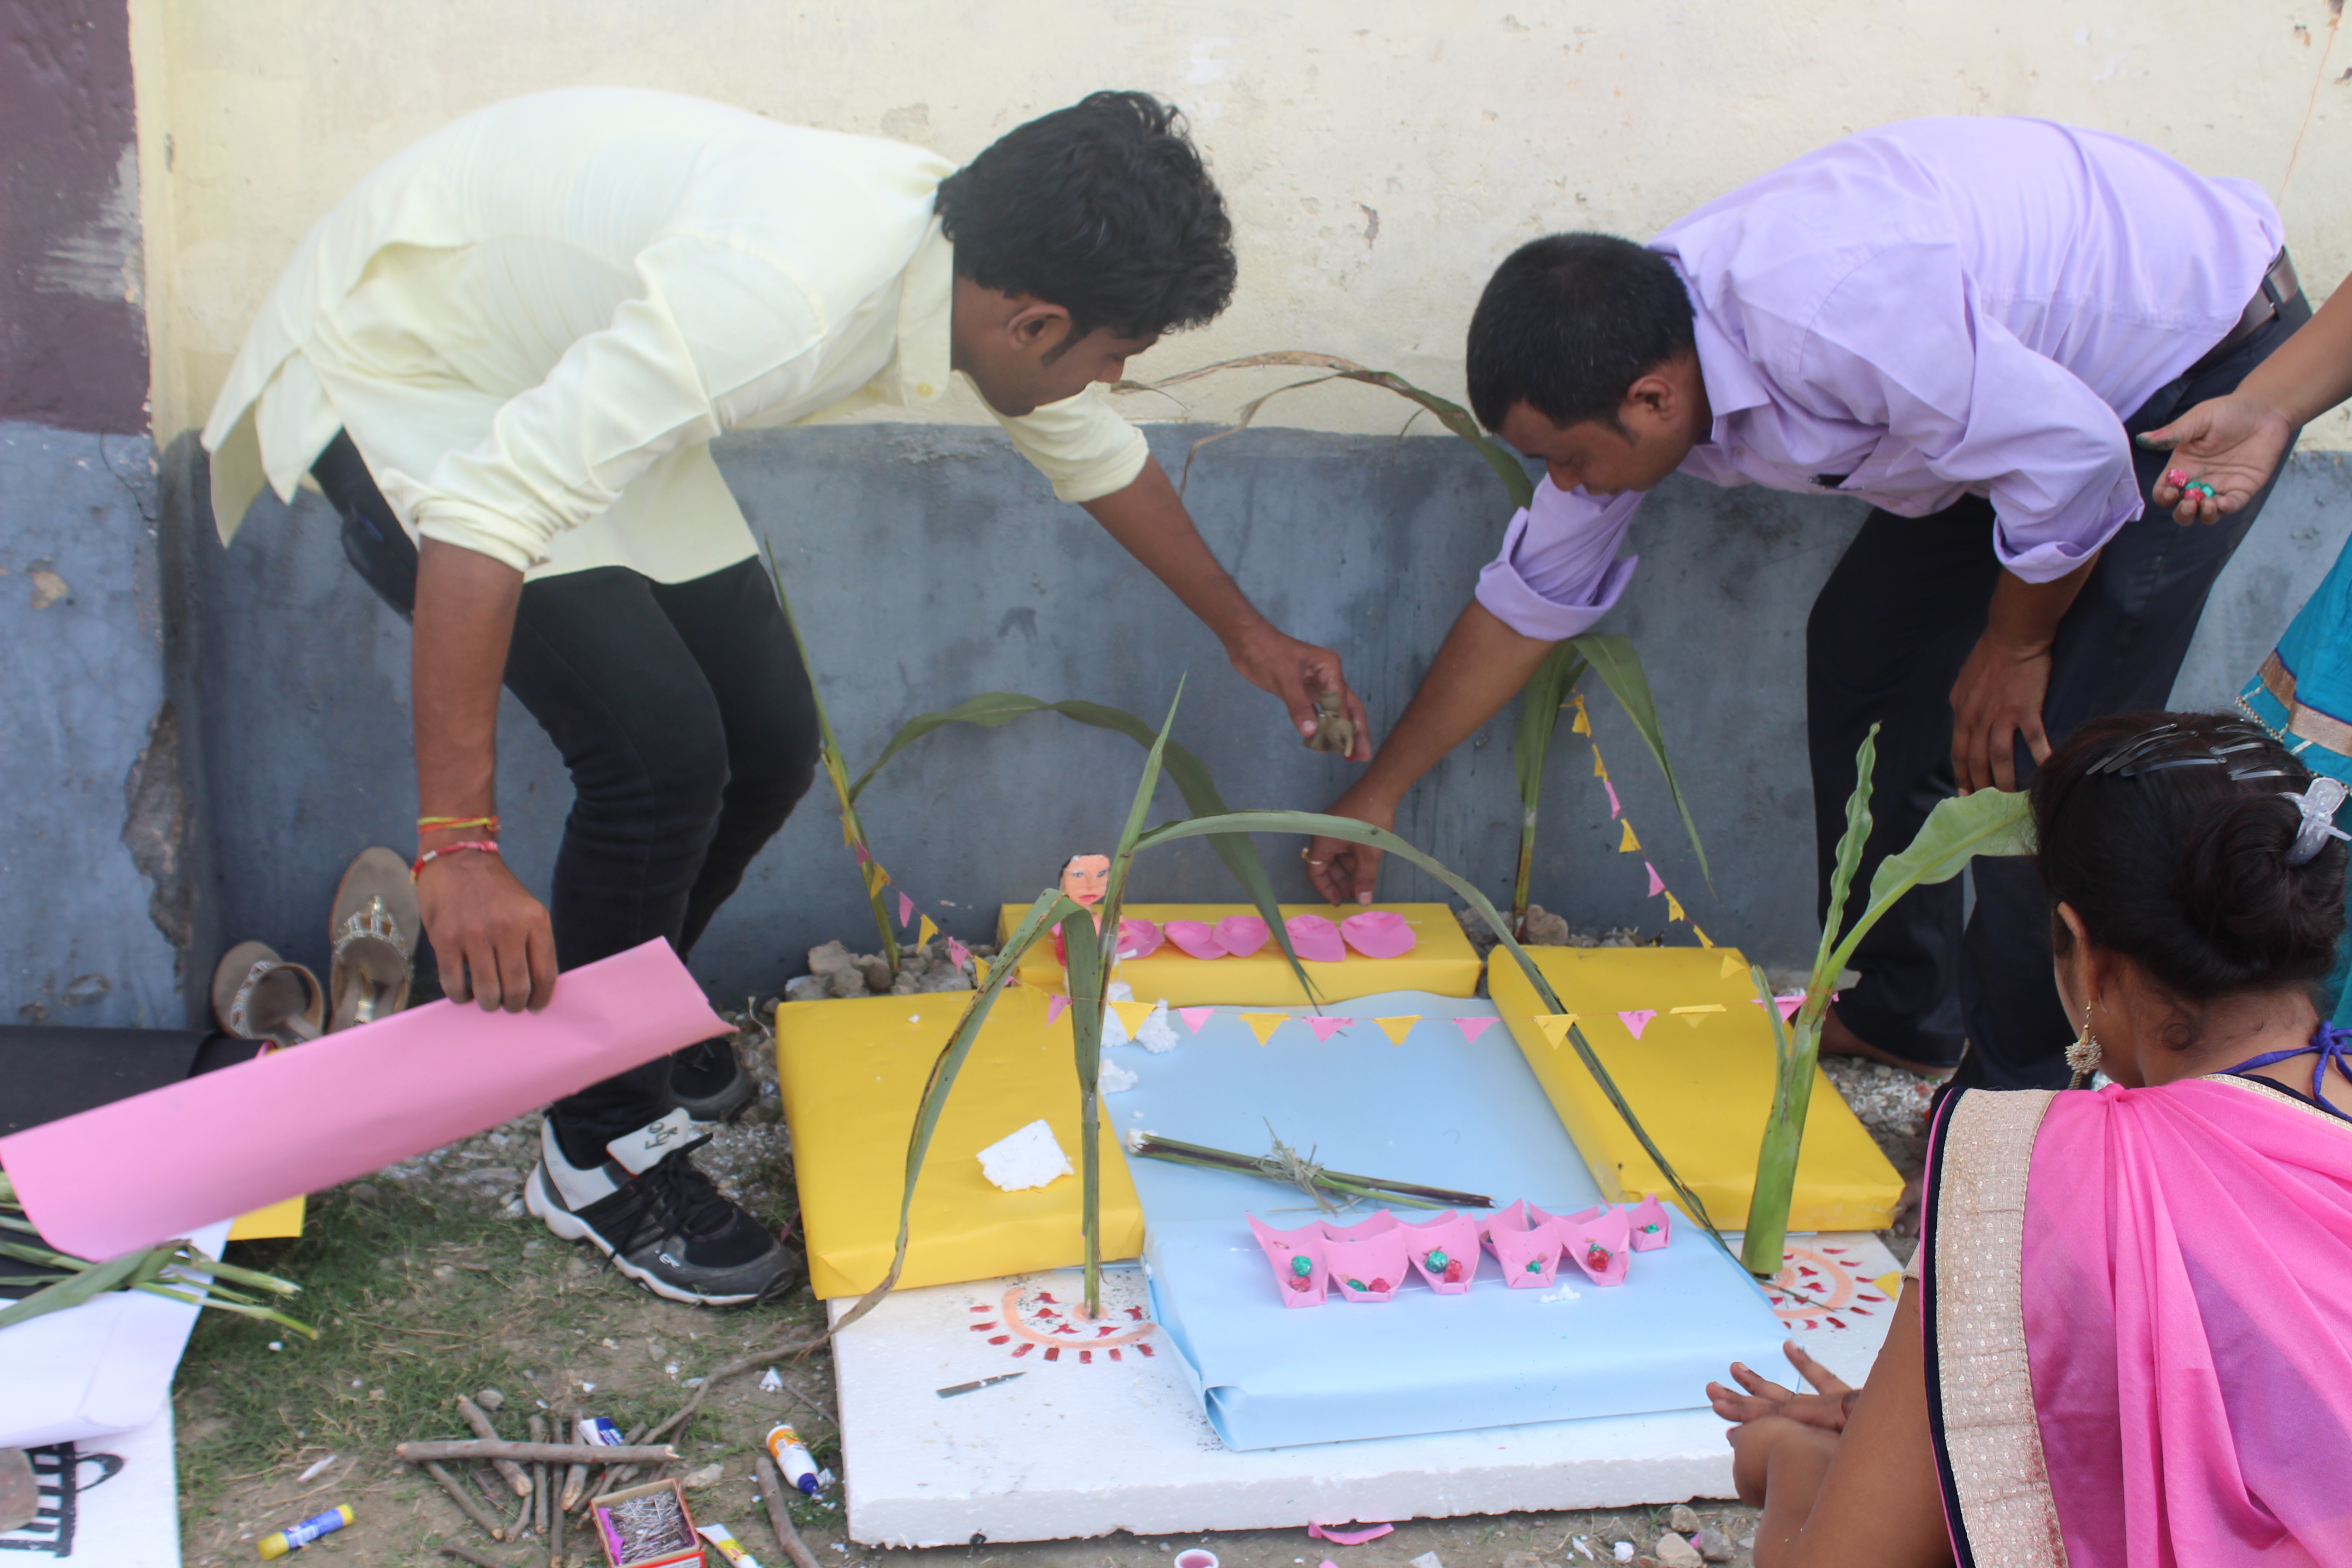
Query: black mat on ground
0 1026 262 1137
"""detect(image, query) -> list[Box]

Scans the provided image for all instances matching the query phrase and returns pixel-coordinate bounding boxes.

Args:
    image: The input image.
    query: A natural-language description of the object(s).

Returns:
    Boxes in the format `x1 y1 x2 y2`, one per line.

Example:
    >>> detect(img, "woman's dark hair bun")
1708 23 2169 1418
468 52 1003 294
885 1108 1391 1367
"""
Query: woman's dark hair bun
2033 711 2347 1003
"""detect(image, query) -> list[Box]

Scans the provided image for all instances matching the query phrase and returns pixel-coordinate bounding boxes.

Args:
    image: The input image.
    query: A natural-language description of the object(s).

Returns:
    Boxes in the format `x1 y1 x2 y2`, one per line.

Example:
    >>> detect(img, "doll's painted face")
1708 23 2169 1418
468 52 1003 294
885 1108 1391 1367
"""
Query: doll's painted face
1060 854 1110 908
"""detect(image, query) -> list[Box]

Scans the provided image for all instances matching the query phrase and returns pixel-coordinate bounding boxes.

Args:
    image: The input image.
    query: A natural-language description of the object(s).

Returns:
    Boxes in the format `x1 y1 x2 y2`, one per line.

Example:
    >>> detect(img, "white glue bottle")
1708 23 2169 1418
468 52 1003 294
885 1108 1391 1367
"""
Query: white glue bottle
764 1425 822 1496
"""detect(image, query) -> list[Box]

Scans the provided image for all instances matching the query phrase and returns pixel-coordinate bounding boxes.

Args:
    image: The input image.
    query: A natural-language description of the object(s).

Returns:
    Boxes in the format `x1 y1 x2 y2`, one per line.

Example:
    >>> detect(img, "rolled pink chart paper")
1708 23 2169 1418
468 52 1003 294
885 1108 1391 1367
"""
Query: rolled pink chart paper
1283 914 1347 964
1162 920 1228 960
1339 910 1417 959
1211 915 1270 958
0 940 727 1260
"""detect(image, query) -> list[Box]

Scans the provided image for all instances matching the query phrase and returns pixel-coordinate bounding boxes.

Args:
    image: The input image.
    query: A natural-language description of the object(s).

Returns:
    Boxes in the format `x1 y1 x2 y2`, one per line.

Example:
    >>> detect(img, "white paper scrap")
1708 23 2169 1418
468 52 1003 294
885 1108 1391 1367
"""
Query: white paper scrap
758 1367 783 1392
976 1119 1074 1192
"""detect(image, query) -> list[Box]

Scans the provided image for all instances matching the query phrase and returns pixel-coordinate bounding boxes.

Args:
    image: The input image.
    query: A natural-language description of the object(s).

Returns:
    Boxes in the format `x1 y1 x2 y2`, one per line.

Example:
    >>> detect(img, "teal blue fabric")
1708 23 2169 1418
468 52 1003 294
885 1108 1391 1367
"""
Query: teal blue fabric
2241 537 2352 1023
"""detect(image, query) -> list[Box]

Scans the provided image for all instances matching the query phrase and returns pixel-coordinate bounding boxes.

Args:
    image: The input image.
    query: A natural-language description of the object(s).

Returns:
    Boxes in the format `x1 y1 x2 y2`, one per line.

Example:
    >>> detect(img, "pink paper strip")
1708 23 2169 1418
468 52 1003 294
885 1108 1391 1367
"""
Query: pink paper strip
1309 1523 1395 1546
1645 861 1666 897
1047 994 1071 1026
1604 779 1621 819
1304 1016 1350 1042
898 892 915 926
1456 1017 1499 1043
1179 1006 1215 1033
0 940 726 1261
1617 1009 1657 1039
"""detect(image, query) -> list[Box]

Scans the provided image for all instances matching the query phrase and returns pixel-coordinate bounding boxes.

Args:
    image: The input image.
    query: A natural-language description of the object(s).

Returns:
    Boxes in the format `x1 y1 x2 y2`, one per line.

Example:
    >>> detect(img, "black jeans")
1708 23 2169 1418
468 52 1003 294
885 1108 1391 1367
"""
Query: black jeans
313 433 820 1156
1806 298 2311 1090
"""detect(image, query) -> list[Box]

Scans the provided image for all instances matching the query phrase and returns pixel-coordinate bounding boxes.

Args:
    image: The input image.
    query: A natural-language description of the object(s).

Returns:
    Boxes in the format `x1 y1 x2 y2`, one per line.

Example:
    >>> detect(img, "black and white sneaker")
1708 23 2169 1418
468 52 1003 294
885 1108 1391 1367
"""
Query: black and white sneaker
669 1035 757 1125
525 1110 799 1305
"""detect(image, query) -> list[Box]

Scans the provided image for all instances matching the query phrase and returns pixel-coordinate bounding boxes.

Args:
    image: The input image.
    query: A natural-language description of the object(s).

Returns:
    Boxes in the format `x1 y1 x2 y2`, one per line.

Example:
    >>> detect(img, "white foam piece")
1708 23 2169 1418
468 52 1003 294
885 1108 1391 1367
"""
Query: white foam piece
833 1233 1899 1547
975 1119 1073 1192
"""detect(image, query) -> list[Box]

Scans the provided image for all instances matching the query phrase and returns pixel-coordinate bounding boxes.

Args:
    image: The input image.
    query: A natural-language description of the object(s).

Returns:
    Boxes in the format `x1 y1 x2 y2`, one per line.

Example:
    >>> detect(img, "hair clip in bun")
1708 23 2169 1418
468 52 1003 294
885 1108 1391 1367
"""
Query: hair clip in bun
2282 776 2351 866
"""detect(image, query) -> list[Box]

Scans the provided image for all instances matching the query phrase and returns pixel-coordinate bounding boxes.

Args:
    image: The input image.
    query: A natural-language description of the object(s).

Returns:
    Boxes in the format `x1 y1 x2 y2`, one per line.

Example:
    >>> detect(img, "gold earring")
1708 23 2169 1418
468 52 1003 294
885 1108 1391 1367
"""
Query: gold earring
2066 998 2102 1088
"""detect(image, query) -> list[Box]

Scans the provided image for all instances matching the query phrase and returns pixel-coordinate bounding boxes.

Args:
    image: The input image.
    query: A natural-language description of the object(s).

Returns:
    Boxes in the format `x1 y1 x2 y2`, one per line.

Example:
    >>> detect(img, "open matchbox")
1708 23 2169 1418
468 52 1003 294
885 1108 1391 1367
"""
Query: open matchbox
591 1479 704 1568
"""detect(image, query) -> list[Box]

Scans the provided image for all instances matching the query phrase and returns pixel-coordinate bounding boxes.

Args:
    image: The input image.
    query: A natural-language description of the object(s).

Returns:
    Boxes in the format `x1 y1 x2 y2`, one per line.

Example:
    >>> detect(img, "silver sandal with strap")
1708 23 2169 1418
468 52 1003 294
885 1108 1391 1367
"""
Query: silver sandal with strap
329 847 419 1031
210 940 325 1049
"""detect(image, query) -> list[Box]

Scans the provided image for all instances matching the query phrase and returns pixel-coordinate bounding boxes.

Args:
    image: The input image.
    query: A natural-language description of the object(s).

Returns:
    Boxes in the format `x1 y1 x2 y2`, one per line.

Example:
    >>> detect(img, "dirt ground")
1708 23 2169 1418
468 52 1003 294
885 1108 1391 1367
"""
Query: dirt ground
172 1002 1934 1568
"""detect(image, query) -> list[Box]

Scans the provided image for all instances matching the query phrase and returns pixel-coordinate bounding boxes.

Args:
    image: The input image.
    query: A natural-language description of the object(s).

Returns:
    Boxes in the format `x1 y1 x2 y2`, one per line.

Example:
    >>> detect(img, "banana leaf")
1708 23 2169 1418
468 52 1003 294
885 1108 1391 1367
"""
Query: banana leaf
844 690 1318 1004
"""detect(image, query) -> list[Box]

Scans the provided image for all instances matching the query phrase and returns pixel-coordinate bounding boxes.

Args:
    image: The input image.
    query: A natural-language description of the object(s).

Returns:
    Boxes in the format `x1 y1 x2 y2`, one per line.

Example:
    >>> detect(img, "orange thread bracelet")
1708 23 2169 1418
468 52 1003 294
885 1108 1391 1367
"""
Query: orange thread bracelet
419 814 500 833
411 840 500 880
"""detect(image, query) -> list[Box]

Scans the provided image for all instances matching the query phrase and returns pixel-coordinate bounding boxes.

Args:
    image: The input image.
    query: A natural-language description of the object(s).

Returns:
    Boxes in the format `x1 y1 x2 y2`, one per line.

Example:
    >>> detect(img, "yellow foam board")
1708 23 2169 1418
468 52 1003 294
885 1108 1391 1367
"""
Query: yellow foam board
774 986 1145 1299
995 903 1482 1005
1490 946 1902 1231
227 1195 306 1240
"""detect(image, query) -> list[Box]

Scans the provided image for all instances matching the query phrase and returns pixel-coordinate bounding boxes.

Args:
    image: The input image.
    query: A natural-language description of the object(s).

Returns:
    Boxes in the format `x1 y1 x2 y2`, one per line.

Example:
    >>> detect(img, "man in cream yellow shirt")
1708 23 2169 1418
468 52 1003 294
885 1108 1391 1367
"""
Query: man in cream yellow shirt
205 87 1364 1305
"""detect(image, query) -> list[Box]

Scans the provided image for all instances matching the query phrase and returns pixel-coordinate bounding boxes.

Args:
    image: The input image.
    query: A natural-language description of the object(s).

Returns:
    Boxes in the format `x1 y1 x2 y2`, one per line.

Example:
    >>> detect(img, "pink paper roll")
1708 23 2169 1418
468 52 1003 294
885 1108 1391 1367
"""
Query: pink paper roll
0 940 727 1261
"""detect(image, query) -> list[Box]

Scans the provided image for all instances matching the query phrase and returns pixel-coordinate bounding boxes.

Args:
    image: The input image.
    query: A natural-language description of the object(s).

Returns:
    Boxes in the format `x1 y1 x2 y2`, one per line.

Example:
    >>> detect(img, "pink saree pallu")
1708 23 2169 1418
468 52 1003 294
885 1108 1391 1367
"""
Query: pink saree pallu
1921 1079 2352 1567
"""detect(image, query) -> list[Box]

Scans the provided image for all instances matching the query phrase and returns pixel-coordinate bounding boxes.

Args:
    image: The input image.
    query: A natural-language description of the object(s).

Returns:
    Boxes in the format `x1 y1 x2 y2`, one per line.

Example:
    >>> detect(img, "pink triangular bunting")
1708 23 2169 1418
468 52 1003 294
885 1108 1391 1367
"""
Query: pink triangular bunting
1304 1016 1350 1042
1604 779 1621 819
1179 1006 1215 1033
898 891 915 926
947 937 970 969
1456 1017 1499 1043
1617 1009 1657 1039
1047 994 1070 1026
1645 861 1666 897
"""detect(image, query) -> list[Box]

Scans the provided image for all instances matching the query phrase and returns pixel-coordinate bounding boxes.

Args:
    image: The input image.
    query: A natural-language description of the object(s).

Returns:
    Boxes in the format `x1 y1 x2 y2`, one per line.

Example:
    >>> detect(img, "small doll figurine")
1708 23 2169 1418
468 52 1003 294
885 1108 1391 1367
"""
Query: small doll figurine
1060 854 1111 921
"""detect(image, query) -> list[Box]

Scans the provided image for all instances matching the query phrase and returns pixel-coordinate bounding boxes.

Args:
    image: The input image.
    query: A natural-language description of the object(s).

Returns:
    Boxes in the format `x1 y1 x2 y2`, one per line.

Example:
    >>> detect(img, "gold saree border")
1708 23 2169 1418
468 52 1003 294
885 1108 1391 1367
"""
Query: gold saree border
1928 1088 2069 1568
2248 650 2352 759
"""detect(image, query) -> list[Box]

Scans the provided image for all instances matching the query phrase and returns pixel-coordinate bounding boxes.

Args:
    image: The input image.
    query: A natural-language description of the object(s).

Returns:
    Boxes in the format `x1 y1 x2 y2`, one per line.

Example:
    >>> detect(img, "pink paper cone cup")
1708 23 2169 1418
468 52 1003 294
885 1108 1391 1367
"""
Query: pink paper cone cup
1400 1210 1483 1294
1628 1192 1672 1250
1249 1212 1329 1307
1324 1228 1410 1303
1561 1205 1633 1286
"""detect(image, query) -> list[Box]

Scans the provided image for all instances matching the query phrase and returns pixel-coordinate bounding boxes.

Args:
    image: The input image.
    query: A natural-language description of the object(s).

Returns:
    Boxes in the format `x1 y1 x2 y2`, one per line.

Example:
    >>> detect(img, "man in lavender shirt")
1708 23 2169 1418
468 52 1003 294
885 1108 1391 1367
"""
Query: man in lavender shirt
1303 117 2308 1090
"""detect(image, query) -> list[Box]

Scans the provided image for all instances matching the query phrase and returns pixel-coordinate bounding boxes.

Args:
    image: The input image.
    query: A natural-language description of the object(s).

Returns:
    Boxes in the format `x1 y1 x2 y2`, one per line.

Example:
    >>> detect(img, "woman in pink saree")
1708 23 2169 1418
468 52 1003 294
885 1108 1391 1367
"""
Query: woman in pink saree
1710 710 2352 1565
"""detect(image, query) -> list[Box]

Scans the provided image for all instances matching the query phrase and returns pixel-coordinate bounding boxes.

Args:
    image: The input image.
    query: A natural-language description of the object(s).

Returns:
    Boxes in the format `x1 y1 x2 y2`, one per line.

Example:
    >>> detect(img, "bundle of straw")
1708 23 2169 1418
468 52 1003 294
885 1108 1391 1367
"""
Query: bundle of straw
0 1172 313 1337
1125 1125 1494 1213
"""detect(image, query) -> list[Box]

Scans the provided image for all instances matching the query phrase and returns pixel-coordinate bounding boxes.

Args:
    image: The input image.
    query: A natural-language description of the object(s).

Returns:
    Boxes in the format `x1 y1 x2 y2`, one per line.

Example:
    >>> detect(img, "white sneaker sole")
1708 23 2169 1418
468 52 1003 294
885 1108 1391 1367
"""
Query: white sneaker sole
524 1162 764 1308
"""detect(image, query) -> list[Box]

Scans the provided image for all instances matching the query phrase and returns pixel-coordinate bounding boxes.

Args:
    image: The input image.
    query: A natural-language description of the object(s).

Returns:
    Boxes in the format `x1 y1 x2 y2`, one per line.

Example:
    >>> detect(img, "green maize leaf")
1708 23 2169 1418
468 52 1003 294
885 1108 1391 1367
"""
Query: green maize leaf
833 886 1089 1334
1810 726 1879 1005
1569 632 1710 888
1827 788 2033 980
1130 808 1727 1248
0 1244 175 1331
176 1246 303 1298
843 689 1317 1004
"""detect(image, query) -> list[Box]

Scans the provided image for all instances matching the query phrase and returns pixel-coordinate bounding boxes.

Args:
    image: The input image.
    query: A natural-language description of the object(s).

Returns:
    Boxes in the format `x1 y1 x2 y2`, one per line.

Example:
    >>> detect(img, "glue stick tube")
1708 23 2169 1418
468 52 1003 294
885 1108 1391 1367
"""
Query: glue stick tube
257 1505 353 1558
763 1426 821 1495
698 1523 764 1568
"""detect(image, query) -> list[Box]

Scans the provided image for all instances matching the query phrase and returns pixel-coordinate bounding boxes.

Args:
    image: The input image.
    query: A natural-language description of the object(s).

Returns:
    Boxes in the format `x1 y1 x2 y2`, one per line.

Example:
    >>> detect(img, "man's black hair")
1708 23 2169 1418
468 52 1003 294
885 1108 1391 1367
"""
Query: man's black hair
1465 233 1695 432
937 91 1235 347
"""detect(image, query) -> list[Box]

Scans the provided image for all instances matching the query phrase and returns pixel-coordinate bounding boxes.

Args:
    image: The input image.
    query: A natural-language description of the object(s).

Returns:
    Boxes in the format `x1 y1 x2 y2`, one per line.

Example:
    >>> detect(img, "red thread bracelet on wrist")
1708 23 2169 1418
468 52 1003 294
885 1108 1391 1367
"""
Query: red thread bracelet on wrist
411 840 501 880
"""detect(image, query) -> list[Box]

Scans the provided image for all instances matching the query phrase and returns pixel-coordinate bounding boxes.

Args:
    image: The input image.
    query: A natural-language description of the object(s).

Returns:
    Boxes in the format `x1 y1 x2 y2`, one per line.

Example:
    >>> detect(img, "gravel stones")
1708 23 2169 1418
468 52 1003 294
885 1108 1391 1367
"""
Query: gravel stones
1653 1534 1703 1567
1666 1505 1700 1535
1690 1528 1735 1563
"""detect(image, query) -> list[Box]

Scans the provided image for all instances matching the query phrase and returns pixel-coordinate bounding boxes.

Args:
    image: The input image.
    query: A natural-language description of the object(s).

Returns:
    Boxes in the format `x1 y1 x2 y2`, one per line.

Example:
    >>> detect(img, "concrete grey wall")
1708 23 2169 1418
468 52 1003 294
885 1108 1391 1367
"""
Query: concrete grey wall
159 426 2352 1012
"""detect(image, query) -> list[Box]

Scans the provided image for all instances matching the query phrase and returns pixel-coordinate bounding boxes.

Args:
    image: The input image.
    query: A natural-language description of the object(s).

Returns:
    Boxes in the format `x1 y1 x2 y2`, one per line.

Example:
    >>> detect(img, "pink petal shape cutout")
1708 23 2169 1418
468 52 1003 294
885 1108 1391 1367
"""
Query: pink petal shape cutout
1284 913 1348 964
1304 1016 1350 1042
1163 920 1228 960
1617 1009 1657 1039
1212 915 1270 957
1338 909 1417 959
1178 1006 1215 1033
1047 994 1069 1026
1249 1212 1329 1308
1455 1017 1499 1044
1645 861 1666 897
1117 917 1164 960
1308 1524 1394 1547
1628 1192 1672 1250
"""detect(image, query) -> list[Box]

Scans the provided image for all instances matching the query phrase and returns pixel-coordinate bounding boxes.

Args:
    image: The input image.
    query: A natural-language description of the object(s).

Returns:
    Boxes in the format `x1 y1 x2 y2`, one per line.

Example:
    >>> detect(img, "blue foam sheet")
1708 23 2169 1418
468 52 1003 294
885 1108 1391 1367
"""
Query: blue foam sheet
1115 992 1794 1450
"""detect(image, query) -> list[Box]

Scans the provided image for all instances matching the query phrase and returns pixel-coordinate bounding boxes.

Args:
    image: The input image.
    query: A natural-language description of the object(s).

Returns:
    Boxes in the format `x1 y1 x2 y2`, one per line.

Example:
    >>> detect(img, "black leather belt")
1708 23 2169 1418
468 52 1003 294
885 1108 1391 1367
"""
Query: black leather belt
2186 249 2303 377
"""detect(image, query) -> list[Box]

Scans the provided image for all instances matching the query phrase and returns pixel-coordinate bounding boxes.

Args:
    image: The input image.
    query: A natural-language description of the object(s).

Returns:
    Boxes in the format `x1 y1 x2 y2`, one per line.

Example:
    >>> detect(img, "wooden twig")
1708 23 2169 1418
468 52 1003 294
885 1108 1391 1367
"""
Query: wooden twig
439 1545 512 1568
576 1426 649 1511
528 1417 550 1536
549 1477 565 1568
644 1334 828 1445
400 1441 676 1465
753 1451 824 1568
457 1397 533 1496
423 1460 507 1542
506 1482 533 1541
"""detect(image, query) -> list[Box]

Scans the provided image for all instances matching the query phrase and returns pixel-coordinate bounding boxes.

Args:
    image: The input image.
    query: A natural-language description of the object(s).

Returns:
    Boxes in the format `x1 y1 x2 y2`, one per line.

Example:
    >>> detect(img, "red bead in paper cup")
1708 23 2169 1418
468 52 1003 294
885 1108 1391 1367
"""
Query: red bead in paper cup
1283 913 1347 964
1486 1205 1565 1289
1560 1203 1632 1287
1400 1210 1483 1294
1117 917 1164 960
1249 1212 1330 1307
1211 914 1270 958
1627 1192 1672 1250
1323 1224 1408 1303
1163 919 1227 960
1339 909 1418 959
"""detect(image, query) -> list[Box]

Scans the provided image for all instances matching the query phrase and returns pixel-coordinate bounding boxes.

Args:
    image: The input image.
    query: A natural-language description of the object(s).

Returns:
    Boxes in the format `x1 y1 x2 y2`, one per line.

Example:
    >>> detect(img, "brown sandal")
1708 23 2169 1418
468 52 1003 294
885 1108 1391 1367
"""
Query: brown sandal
328 847 418 1031
210 940 325 1049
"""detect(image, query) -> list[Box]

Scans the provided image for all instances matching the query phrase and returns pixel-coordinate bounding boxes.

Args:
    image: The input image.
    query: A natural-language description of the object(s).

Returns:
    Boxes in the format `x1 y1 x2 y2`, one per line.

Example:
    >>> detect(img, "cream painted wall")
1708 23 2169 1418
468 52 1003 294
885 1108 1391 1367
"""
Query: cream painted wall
133 0 2352 447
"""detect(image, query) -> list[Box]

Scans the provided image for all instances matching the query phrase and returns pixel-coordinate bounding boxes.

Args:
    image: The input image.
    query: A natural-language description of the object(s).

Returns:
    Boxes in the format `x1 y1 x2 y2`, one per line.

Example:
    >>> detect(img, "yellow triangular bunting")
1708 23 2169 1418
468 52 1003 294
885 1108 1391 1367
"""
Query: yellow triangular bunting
1108 1000 1156 1036
973 958 990 985
917 914 939 948
1720 951 1746 979
1373 1015 1421 1045
1664 892 1685 922
1240 1013 1288 1046
1671 1003 1725 1030
1693 926 1715 948
1593 753 1610 779
1534 1013 1580 1049
1618 820 1641 853
1570 705 1592 736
